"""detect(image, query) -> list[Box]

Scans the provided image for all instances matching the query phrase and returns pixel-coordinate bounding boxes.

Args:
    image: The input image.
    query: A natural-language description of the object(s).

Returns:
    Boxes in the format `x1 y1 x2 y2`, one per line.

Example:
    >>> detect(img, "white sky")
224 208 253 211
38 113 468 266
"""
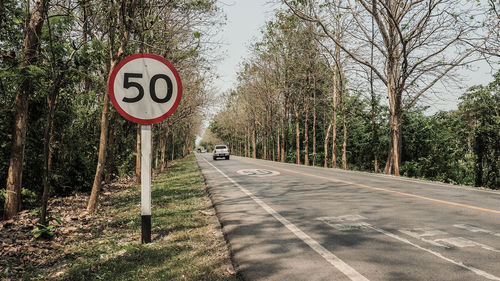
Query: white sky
214 0 275 94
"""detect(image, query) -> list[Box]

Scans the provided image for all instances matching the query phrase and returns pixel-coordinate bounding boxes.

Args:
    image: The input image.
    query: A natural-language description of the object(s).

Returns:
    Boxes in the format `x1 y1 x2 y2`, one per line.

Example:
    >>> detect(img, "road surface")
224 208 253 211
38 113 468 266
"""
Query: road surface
196 154 500 281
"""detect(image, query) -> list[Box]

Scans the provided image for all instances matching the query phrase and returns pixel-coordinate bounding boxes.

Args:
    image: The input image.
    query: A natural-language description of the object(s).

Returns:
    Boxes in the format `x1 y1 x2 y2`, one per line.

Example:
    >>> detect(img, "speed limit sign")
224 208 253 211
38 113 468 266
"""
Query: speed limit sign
108 53 182 244
109 53 182 124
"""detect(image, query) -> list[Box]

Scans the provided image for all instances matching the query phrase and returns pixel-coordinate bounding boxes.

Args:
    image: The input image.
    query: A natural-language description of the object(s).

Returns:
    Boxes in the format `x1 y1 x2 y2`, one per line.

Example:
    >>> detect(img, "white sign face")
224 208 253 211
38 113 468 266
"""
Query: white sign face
109 53 182 124
235 169 281 177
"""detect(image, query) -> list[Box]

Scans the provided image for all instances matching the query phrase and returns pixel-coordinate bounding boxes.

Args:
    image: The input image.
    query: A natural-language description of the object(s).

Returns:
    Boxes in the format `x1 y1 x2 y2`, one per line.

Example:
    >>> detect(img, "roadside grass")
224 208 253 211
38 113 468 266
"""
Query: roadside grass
27 154 237 281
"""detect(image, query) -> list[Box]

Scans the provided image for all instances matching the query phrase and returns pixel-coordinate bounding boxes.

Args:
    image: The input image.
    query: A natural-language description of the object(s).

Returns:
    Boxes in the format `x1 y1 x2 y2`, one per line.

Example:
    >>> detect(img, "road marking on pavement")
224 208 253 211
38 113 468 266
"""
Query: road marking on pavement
454 224 500 237
235 169 280 177
317 215 371 231
202 158 369 281
369 225 500 281
241 159 500 215
399 228 450 248
434 237 500 253
400 227 500 253
318 216 500 280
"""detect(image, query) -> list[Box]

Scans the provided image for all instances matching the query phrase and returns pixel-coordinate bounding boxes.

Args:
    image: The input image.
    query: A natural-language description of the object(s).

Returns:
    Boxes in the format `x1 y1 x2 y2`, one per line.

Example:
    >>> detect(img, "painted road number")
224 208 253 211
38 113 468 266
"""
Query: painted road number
236 169 280 177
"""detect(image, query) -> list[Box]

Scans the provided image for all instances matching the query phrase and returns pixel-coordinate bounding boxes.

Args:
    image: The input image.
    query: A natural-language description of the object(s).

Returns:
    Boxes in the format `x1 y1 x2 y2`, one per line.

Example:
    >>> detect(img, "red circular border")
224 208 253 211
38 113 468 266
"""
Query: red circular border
108 53 183 124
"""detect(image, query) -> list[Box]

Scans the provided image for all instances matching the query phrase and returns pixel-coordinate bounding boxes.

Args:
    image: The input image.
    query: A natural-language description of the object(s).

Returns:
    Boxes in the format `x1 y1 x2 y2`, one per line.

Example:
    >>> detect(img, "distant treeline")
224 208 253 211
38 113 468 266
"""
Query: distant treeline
205 6 499 190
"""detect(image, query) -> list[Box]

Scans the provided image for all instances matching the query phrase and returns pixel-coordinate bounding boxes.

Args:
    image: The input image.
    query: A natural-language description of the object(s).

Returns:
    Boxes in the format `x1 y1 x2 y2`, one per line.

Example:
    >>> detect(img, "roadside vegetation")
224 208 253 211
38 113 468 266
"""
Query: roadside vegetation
205 2 499 190
1 155 238 281
1 0 224 220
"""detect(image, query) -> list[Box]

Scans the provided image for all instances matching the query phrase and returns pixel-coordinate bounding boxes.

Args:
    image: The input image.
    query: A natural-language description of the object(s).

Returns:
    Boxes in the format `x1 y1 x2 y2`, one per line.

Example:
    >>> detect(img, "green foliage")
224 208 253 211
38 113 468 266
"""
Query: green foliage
32 223 56 239
31 210 62 239
458 72 500 189
22 188 38 208
400 109 474 185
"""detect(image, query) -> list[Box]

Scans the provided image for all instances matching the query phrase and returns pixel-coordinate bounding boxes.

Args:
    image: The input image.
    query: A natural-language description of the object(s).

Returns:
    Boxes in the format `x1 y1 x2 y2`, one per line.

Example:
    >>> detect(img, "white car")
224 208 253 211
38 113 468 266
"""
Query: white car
213 145 230 160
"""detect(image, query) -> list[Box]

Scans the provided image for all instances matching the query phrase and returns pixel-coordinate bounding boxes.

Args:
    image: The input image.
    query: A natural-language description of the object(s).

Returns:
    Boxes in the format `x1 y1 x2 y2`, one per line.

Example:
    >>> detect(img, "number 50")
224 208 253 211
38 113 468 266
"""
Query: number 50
122 72 173 103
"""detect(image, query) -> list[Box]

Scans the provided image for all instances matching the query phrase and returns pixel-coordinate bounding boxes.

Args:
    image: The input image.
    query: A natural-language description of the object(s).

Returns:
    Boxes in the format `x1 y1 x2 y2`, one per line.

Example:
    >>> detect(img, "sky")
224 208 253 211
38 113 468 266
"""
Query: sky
198 1 496 144
214 0 275 95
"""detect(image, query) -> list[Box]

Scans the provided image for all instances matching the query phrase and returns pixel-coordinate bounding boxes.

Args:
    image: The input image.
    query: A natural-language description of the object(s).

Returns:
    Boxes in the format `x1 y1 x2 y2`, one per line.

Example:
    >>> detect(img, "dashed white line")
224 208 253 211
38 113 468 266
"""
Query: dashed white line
202 157 369 281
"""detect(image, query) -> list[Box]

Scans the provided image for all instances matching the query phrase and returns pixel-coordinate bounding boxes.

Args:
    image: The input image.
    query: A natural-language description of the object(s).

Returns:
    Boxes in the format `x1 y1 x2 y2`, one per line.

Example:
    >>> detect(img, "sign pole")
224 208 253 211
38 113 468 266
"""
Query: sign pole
141 124 152 243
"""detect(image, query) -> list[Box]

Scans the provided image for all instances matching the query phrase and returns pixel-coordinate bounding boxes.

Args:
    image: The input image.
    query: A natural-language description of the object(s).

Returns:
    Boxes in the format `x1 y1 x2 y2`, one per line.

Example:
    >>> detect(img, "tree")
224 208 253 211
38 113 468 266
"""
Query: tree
87 0 136 213
459 72 500 189
285 0 485 175
40 4 82 225
3 0 49 220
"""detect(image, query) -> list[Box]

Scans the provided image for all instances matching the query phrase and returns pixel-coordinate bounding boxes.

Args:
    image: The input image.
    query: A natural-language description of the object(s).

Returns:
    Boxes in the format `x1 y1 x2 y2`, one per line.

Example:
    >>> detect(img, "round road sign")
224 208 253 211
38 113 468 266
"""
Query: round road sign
109 53 182 124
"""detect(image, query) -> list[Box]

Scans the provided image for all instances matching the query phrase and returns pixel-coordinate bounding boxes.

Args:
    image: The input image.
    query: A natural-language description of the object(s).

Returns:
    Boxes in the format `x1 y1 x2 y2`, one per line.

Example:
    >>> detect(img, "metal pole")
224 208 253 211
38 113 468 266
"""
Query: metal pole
141 124 152 243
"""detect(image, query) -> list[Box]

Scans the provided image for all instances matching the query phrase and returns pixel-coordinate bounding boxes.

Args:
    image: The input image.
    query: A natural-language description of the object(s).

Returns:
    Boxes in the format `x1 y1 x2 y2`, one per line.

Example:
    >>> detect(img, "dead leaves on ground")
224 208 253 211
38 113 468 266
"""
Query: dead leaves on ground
0 177 135 279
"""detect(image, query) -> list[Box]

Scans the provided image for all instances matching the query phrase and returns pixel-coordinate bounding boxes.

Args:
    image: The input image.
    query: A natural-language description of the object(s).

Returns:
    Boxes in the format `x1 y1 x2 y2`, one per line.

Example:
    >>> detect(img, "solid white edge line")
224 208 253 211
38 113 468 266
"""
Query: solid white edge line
201 157 369 281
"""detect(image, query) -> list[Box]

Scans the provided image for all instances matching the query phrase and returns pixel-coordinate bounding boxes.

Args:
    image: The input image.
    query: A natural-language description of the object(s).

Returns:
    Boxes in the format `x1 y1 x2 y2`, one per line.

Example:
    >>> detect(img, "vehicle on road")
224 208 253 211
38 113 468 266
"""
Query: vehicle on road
213 145 230 160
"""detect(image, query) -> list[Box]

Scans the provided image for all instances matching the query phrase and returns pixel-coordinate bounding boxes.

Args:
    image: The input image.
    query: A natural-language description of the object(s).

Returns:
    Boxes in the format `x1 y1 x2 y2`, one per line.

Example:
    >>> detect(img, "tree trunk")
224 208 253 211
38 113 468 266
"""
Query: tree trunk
474 135 484 187
252 124 256 159
88 0 135 213
324 121 332 168
369 16 379 173
87 69 111 213
263 126 267 160
160 128 168 172
342 93 347 170
276 129 280 162
384 107 402 176
281 96 287 163
294 104 300 165
272 133 275 161
331 65 338 169
304 108 309 166
159 135 164 171
384 72 402 176
171 132 175 161
105 112 116 184
340 71 347 170
3 0 49 220
384 135 394 174
281 122 285 163
40 88 57 226
312 83 317 167
244 130 248 157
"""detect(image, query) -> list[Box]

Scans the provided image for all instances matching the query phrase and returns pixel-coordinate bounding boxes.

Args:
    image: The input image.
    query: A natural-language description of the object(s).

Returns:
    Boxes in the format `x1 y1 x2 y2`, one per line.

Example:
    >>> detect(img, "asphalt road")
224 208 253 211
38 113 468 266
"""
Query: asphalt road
196 153 500 281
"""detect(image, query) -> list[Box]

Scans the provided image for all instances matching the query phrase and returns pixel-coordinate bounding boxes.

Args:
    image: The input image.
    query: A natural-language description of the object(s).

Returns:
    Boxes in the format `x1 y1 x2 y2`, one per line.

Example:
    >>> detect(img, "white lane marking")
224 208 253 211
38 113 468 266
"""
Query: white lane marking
317 216 500 280
399 229 449 248
202 157 369 281
454 224 500 237
434 237 500 253
369 225 500 280
399 227 500 253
